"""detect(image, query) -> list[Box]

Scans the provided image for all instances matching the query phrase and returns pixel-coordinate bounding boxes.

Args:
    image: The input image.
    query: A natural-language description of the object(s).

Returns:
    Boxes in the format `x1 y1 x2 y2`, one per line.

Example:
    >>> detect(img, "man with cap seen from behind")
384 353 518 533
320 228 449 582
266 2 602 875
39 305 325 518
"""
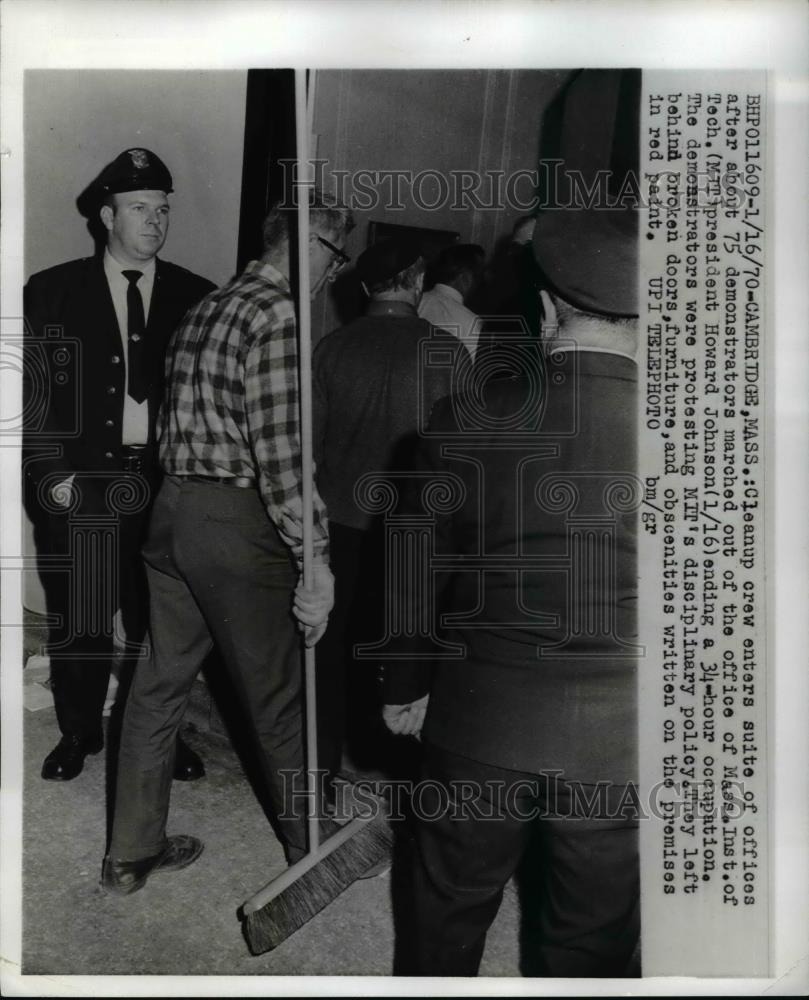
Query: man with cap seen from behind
382 69 642 977
24 148 214 784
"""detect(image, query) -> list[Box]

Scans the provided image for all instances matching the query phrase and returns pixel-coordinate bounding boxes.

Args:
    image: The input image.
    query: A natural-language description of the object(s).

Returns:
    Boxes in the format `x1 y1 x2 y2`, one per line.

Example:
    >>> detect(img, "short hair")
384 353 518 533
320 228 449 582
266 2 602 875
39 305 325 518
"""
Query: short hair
431 243 485 286
100 193 121 215
100 191 170 215
365 256 425 297
262 190 354 252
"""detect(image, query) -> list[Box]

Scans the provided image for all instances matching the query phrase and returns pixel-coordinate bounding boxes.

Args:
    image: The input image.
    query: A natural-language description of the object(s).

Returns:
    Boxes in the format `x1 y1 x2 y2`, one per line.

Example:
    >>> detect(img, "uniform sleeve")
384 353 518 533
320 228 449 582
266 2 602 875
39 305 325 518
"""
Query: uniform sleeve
22 272 73 487
243 302 329 567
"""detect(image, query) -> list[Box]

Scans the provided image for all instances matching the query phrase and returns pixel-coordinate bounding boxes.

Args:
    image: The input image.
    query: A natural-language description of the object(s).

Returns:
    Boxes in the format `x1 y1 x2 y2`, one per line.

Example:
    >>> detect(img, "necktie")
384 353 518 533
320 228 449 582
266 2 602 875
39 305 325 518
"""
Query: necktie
122 269 147 403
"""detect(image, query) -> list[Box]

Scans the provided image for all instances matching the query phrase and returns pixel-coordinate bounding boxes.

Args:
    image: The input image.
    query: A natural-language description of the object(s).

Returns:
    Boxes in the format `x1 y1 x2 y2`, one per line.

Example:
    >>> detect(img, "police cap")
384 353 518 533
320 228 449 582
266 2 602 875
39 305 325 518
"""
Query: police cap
356 237 423 288
96 148 174 197
532 69 640 317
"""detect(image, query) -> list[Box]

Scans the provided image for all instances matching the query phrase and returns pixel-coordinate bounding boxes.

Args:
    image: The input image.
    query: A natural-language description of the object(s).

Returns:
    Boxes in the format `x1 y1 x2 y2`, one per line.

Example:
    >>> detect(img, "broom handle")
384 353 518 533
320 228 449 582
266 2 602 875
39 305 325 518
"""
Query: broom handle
294 68 319 855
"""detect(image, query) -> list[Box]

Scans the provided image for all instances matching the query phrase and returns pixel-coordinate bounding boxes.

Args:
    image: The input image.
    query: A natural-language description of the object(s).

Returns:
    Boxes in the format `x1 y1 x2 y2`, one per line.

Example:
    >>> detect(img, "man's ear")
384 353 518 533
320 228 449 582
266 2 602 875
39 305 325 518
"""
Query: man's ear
539 289 558 341
99 204 114 234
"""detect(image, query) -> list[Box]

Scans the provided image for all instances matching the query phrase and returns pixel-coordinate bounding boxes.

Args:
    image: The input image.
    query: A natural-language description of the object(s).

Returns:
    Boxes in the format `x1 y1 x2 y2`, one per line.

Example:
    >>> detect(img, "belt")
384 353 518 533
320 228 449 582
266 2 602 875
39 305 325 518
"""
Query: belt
119 446 152 475
181 474 257 489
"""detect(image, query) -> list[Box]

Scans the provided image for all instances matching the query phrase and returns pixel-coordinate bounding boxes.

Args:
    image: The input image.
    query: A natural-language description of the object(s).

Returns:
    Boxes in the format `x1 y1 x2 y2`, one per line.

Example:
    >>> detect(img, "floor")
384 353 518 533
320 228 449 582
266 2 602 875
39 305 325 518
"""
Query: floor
20 664 524 980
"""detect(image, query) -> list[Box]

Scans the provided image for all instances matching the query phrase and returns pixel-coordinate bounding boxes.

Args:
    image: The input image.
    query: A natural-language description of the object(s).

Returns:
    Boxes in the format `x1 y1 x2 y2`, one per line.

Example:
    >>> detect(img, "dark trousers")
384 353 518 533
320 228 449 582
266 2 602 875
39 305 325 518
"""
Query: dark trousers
314 522 385 793
110 475 306 863
405 744 639 977
30 470 155 740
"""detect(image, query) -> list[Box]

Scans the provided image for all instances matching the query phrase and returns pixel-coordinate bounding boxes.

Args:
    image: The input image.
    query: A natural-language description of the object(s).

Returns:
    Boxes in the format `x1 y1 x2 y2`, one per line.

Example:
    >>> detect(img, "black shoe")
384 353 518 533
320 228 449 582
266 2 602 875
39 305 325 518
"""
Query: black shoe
173 735 205 782
101 835 204 895
41 733 104 781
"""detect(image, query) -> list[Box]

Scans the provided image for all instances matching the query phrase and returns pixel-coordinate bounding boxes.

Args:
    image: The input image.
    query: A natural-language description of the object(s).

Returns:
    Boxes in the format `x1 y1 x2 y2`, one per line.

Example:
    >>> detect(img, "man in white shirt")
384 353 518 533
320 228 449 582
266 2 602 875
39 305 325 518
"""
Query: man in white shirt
418 243 485 359
24 148 214 782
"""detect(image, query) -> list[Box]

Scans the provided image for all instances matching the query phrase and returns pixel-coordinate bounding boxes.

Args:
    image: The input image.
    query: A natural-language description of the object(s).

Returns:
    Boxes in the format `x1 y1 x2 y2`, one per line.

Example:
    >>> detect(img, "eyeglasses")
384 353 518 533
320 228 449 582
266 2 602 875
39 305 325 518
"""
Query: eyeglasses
315 234 351 272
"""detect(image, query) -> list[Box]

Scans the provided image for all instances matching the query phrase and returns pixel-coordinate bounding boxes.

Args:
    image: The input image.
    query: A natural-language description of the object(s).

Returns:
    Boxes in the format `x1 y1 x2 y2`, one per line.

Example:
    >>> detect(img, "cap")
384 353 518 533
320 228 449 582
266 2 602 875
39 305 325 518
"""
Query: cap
96 148 174 197
532 69 640 317
356 237 422 287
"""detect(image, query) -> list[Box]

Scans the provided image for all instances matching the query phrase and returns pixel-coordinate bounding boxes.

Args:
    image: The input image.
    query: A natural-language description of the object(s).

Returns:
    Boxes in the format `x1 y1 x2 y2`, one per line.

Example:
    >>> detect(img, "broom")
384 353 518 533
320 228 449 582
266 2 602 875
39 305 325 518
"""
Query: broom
241 69 393 956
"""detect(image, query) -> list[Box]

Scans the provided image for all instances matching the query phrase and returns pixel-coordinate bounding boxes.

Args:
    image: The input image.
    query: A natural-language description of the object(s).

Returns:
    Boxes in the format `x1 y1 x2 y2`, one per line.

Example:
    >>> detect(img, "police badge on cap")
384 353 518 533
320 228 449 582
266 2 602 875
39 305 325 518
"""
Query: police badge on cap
96 148 174 196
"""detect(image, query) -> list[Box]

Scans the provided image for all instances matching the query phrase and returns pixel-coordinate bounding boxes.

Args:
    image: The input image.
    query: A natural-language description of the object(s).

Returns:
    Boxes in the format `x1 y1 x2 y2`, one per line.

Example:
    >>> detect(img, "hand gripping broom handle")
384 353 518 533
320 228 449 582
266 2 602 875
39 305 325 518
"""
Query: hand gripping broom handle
294 68 320 855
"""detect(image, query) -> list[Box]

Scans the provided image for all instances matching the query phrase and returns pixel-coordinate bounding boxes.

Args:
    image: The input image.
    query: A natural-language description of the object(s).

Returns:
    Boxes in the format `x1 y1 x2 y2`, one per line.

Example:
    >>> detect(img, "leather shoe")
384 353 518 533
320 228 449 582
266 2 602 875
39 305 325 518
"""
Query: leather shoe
41 733 103 781
102 834 204 895
173 735 205 781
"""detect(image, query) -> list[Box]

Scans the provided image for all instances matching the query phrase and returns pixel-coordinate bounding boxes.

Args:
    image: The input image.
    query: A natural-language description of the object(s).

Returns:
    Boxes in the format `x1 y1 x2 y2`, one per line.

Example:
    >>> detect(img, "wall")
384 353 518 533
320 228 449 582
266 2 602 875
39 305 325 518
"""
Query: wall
23 70 247 611
25 70 247 285
311 69 571 340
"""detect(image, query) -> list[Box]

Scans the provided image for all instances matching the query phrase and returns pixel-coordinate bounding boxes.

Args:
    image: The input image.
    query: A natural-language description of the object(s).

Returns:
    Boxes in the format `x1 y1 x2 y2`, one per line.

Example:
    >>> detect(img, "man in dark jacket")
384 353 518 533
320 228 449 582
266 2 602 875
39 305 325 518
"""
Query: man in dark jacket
24 148 214 782
313 237 465 802
382 69 643 977
384 291 641 977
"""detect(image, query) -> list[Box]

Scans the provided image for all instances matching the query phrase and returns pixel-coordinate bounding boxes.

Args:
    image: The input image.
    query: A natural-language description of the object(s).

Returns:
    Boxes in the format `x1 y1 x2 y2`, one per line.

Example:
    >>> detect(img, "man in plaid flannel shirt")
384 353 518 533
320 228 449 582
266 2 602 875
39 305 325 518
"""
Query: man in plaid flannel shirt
103 195 354 893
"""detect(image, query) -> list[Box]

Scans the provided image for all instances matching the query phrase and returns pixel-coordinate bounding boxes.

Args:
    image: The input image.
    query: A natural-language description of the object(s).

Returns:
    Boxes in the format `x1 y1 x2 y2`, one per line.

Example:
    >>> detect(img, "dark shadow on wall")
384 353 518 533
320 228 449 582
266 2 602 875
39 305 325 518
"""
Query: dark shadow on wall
237 68 298 273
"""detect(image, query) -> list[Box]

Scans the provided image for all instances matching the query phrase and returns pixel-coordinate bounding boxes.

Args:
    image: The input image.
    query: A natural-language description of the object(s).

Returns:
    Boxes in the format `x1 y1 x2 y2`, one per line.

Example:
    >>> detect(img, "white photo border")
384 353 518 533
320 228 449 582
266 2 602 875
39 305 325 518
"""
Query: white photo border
2 1 807 995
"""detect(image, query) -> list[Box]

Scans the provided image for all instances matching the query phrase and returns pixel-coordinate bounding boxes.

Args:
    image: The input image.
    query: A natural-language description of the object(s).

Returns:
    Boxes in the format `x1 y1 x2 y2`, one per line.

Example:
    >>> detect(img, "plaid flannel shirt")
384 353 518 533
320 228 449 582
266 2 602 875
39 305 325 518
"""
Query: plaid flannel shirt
158 259 329 566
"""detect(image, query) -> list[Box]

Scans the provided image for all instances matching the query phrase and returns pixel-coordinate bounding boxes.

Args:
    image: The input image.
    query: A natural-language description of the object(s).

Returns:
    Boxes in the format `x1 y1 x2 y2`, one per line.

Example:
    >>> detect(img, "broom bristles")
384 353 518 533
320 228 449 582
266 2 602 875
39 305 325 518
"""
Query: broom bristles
242 813 393 955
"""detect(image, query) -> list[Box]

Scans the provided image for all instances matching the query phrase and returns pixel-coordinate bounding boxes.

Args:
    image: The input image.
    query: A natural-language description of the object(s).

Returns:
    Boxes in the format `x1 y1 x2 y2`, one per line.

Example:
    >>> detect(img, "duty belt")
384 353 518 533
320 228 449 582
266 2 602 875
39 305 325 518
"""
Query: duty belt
119 446 152 476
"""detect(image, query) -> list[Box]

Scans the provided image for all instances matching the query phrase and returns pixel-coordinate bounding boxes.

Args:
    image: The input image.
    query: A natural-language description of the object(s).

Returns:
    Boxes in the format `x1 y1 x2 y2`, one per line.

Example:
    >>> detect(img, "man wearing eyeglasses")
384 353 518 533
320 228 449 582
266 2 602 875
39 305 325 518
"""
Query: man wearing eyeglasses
102 194 354 893
312 237 463 804
313 231 352 282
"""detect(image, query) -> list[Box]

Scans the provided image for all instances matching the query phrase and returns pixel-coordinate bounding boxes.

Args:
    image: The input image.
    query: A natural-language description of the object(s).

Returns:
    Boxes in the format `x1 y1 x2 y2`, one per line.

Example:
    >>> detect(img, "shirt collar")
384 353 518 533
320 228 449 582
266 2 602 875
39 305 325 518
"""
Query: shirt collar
366 300 419 318
432 283 463 304
244 258 291 293
104 246 156 281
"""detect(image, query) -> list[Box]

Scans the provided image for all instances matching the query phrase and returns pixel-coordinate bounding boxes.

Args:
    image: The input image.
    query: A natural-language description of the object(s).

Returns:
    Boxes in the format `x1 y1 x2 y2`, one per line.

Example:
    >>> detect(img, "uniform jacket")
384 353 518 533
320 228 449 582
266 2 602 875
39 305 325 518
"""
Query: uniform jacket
23 255 215 490
383 351 639 784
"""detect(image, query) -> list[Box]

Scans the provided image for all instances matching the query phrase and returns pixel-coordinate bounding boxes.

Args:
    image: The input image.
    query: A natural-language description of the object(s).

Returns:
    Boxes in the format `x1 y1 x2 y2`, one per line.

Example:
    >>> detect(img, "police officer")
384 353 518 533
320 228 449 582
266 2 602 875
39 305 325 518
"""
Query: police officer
24 148 215 782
